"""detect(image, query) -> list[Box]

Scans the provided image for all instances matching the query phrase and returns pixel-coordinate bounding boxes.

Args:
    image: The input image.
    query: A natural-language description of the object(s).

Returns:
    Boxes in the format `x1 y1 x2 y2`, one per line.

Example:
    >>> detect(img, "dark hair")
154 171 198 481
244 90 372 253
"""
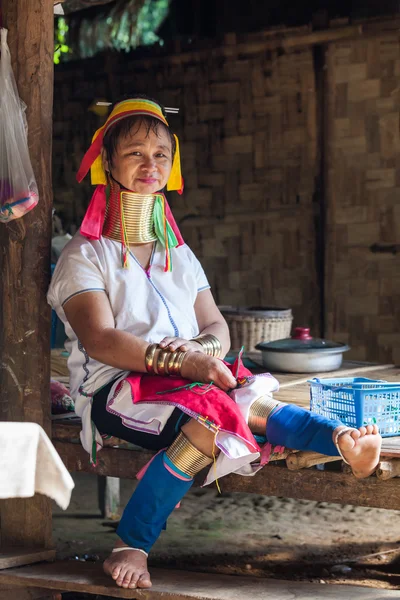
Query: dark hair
102 94 176 166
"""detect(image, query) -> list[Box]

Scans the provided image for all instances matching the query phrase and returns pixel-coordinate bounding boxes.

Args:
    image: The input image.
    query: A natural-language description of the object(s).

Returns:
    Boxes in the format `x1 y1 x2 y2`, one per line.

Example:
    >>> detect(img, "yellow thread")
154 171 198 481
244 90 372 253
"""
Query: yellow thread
197 414 219 434
212 428 222 494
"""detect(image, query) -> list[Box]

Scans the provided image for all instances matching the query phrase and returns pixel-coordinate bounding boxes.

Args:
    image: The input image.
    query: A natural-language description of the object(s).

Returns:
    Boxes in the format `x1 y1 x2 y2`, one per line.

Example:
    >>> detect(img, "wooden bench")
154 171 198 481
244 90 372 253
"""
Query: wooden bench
2 415 400 599
3 560 400 600
50 360 400 513
2 361 400 598
51 417 400 511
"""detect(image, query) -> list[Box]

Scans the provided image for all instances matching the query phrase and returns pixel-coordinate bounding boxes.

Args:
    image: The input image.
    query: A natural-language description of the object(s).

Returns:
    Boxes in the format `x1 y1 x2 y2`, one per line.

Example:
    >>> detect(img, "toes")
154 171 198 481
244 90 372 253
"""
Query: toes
129 581 138 589
365 424 374 435
339 432 356 451
111 566 122 581
138 571 152 588
121 569 137 589
372 424 380 434
357 426 367 437
350 429 361 441
127 570 140 589
116 567 129 586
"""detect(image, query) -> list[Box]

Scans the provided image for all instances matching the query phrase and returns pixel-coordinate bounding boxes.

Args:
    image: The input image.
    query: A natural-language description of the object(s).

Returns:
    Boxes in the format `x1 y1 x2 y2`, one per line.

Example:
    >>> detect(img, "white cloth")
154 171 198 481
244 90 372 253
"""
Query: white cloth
203 373 280 484
47 233 210 455
106 375 175 435
0 422 75 510
108 372 281 485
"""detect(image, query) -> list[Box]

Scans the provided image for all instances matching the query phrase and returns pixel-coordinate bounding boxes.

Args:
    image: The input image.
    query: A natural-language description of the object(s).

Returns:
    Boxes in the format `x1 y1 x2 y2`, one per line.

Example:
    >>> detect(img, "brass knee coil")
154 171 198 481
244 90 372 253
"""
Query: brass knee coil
166 432 213 478
248 395 283 435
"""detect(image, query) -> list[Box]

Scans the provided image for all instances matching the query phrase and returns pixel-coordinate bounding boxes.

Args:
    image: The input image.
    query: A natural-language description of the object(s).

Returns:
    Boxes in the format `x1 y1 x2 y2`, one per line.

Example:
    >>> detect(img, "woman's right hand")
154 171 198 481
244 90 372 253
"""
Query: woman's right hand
180 352 237 392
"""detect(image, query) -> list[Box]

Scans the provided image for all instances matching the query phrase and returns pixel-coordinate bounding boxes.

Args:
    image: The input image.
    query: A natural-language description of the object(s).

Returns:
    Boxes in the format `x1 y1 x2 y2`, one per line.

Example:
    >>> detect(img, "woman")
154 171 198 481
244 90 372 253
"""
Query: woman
48 96 381 590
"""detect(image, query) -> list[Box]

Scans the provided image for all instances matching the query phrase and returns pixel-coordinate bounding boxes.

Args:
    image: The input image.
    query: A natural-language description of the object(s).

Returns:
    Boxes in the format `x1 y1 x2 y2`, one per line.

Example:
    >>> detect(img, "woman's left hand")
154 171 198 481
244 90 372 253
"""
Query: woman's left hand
158 336 204 353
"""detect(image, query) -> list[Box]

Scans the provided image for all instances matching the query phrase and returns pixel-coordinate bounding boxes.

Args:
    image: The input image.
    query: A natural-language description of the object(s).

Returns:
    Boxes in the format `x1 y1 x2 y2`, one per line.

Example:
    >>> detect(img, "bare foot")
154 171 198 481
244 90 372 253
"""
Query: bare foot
103 541 152 589
334 425 381 478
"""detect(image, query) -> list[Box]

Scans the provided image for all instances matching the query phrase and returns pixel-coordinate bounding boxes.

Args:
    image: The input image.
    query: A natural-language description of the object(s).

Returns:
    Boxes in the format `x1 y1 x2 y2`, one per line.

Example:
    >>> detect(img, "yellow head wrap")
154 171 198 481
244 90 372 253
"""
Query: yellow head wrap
77 98 183 193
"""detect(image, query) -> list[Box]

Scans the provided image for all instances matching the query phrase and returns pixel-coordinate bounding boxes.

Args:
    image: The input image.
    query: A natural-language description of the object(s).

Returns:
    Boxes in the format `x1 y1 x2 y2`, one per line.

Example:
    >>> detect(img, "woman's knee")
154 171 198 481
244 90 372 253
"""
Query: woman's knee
181 419 218 458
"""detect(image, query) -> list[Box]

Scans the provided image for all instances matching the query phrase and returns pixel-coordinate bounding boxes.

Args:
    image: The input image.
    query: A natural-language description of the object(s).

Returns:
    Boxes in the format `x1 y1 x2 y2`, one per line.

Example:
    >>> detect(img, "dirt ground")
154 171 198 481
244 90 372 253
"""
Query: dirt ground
54 471 400 595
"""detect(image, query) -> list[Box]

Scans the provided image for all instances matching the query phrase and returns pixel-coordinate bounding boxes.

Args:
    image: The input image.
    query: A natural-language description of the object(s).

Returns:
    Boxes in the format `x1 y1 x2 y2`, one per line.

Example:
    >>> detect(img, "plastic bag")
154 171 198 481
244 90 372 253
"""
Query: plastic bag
0 28 39 222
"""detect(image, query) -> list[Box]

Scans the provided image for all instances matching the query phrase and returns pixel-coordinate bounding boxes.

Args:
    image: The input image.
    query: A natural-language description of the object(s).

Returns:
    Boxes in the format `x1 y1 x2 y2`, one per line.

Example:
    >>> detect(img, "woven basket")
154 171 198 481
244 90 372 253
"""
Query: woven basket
219 306 293 352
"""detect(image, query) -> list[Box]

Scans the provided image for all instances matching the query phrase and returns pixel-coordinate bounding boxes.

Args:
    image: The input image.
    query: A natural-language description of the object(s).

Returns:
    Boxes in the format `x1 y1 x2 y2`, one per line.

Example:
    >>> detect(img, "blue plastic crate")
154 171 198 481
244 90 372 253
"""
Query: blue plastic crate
309 377 400 437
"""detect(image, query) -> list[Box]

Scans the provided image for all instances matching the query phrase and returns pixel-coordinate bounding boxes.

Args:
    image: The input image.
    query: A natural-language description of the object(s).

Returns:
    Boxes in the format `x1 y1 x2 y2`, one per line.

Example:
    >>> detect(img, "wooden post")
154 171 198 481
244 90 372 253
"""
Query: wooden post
0 0 54 550
97 476 121 520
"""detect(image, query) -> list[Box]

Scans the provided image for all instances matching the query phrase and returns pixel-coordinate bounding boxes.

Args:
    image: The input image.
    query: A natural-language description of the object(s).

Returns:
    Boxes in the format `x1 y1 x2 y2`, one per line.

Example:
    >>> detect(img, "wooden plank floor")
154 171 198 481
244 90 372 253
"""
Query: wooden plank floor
273 362 400 408
0 561 399 599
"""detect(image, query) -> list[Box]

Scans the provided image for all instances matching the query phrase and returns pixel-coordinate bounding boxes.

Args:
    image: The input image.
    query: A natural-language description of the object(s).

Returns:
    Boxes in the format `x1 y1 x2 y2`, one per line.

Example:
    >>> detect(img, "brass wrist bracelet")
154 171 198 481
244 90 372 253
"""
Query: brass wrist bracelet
169 350 187 377
176 350 187 375
191 334 222 358
145 343 158 374
157 349 170 376
167 350 178 375
146 345 188 378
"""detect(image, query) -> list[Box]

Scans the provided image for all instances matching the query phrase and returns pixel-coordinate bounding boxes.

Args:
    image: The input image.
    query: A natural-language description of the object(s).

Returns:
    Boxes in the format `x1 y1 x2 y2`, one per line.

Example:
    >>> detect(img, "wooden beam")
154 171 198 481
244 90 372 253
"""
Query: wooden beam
1 561 400 600
122 18 400 71
0 0 54 550
221 466 400 511
0 549 56 571
63 0 114 13
0 586 61 600
54 441 400 511
285 450 340 470
376 459 400 480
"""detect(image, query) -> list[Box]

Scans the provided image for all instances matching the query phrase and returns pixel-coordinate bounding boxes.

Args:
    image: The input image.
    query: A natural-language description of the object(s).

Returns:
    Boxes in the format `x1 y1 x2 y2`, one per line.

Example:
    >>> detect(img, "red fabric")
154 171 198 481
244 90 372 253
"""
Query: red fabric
163 194 184 246
76 134 104 183
114 360 259 453
80 184 107 240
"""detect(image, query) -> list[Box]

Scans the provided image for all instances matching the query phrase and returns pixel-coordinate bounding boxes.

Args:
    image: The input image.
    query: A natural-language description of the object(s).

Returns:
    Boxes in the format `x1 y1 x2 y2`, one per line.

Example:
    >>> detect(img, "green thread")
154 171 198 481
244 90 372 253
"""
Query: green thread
153 195 178 249
91 421 97 466
156 381 214 395
79 387 94 398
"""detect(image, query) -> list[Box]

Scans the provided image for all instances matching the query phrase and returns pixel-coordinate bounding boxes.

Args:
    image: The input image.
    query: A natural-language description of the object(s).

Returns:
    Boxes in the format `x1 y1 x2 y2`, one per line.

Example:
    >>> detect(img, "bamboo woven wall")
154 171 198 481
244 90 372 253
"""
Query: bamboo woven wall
53 23 400 362
325 33 400 363
53 37 320 330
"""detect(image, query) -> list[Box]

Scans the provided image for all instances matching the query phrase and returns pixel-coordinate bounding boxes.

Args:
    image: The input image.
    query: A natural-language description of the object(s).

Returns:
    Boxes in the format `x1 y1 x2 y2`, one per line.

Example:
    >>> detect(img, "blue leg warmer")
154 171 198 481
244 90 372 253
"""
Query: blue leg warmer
266 405 343 456
117 451 193 553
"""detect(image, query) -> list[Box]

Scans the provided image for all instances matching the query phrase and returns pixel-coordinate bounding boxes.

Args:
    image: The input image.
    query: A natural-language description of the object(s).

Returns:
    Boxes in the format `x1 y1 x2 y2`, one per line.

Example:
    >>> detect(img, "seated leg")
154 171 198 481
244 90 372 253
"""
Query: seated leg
266 404 342 456
248 397 381 476
248 396 342 455
104 421 214 589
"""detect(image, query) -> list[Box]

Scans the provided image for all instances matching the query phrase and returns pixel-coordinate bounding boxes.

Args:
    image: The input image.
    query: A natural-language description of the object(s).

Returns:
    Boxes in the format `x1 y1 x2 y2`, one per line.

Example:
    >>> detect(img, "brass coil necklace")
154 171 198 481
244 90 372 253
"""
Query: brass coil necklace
102 179 158 245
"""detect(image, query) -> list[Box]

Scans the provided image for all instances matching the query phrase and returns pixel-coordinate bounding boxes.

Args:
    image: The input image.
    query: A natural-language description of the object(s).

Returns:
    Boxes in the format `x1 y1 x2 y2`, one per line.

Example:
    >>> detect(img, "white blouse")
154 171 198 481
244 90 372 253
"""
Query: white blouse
48 232 210 454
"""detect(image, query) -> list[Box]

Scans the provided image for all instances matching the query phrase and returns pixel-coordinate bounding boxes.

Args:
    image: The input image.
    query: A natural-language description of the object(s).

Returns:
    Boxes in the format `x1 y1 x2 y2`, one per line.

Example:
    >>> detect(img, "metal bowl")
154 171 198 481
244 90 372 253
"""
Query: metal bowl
255 327 350 373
